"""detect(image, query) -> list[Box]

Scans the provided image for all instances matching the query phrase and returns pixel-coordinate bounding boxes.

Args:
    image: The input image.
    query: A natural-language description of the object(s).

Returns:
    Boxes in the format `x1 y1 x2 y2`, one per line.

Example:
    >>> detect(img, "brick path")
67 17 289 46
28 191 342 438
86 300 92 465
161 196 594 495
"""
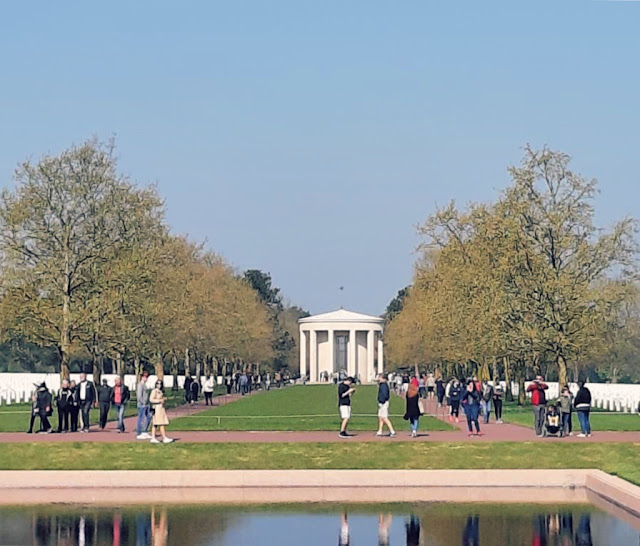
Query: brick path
0 391 637 443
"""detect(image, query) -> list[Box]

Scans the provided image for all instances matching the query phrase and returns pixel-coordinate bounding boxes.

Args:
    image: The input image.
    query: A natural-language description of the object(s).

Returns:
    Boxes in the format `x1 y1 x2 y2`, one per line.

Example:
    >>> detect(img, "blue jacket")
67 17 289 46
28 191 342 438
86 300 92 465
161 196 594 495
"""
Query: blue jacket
450 385 462 402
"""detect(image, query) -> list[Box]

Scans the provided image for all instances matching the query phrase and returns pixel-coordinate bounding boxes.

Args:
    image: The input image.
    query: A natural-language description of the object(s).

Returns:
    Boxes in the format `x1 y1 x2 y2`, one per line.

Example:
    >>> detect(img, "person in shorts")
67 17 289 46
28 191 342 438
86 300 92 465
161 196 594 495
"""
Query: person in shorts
376 373 396 437
338 377 356 438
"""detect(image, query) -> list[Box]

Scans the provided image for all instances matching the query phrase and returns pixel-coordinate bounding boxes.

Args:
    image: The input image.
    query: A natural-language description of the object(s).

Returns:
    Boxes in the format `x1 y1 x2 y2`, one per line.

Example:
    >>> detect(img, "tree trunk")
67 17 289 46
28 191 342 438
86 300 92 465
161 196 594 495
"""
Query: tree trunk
516 364 526 406
195 357 202 383
92 352 102 386
503 356 513 402
60 253 72 381
171 352 179 391
134 356 142 381
556 354 568 388
611 366 619 384
184 348 191 377
154 352 164 381
115 352 124 377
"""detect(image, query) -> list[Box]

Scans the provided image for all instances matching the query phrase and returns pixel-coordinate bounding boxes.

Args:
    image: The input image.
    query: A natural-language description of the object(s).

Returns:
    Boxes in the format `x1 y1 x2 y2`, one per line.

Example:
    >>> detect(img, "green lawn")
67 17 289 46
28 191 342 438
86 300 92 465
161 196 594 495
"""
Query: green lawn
170 385 454 431
0 390 188 433
502 401 640 431
1 442 640 485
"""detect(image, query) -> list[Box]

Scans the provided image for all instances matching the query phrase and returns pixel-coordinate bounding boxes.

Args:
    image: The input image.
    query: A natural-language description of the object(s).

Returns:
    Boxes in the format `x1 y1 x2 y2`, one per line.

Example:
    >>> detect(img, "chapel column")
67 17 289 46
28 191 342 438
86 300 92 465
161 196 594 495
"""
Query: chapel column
348 329 357 377
309 329 317 382
367 329 375 383
377 333 384 375
300 328 307 380
328 328 335 375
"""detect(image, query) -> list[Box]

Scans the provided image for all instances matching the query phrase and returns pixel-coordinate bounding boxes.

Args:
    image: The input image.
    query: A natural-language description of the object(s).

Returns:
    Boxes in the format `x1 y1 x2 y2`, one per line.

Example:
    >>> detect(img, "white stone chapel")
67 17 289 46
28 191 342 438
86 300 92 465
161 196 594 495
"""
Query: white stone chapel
298 309 384 383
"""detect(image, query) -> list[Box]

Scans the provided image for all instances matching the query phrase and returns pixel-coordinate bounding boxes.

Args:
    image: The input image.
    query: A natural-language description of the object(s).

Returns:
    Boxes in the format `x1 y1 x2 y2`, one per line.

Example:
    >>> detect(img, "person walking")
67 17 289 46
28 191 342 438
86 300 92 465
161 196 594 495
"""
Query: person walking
574 381 592 438
426 373 436 398
69 380 80 433
418 375 426 399
239 373 249 396
136 371 152 440
225 375 233 395
463 380 482 436
56 379 73 433
338 376 356 438
445 378 453 417
149 380 173 444
557 385 573 436
189 376 200 403
203 375 215 405
110 376 130 433
404 383 422 438
184 374 193 403
526 375 549 437
97 379 112 430
449 378 462 423
480 381 494 424
77 373 96 433
493 381 504 424
375 374 396 437
436 377 445 407
27 390 38 434
35 382 53 433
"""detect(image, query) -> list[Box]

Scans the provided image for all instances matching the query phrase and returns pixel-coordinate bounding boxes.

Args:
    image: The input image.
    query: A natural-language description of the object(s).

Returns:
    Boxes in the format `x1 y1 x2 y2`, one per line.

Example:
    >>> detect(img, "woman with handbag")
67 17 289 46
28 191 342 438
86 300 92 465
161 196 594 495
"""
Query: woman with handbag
149 380 174 444
404 383 423 438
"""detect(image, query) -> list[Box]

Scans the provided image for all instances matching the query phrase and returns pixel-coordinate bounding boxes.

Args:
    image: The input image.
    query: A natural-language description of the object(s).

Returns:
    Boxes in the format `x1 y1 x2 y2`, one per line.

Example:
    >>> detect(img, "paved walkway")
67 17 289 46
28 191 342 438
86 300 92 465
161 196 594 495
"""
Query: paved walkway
0 393 638 443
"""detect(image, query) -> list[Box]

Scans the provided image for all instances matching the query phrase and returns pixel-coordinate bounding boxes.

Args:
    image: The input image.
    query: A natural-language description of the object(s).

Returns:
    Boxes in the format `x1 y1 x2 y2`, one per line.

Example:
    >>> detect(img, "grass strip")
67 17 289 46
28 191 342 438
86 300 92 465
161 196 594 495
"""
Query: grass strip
1 442 639 485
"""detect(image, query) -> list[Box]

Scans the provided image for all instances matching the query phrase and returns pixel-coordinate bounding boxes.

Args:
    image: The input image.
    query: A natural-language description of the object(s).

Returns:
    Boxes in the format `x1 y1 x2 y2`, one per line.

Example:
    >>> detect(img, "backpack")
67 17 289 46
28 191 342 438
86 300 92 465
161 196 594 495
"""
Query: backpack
482 385 493 401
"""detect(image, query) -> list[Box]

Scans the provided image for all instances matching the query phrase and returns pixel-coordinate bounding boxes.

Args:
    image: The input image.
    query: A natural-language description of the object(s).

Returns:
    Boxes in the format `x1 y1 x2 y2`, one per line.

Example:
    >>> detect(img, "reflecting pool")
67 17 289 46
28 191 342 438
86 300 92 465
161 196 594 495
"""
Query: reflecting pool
0 504 637 545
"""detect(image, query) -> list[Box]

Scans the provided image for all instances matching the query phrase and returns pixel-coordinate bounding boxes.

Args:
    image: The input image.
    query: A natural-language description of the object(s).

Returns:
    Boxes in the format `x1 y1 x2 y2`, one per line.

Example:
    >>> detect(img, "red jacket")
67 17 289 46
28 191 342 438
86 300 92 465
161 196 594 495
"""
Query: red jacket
526 381 548 406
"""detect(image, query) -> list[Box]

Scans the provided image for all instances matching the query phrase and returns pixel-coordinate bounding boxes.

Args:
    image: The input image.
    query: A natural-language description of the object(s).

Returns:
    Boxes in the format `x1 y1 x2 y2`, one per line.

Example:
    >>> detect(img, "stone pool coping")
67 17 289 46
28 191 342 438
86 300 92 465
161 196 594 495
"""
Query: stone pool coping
0 469 639 519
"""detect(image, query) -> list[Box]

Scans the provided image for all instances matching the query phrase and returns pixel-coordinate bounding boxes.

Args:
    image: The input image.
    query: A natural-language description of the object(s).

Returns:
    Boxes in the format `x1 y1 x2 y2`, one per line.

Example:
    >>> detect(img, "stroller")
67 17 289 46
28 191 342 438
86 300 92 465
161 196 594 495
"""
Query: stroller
543 403 563 437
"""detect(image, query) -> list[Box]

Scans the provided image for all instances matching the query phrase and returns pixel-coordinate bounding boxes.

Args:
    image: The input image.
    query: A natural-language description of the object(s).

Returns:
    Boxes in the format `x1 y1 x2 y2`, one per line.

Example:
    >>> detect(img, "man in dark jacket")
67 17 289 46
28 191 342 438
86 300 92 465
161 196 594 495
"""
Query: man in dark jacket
110 375 131 433
35 382 53 433
190 376 200 403
77 373 96 433
56 380 73 433
376 373 396 437
184 375 193 403
97 379 112 430
526 375 549 437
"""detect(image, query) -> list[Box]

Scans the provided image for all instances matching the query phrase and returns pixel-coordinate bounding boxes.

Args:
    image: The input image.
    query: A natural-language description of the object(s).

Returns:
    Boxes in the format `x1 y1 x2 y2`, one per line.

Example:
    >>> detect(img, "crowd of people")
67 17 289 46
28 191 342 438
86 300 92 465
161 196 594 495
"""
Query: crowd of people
337 371 594 439
27 371 174 444
27 368 595 442
221 370 291 396
27 369 296 442
527 376 593 438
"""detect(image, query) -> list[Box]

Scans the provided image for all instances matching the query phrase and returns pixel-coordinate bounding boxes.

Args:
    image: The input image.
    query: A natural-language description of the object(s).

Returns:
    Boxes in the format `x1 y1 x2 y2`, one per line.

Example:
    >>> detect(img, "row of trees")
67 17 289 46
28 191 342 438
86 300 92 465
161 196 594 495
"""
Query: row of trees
0 139 300 382
386 146 639 392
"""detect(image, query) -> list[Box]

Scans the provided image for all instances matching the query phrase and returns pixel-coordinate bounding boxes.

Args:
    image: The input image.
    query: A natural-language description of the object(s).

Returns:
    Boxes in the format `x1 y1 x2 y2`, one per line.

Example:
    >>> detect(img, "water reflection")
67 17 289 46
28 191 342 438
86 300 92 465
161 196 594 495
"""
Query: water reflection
0 505 637 545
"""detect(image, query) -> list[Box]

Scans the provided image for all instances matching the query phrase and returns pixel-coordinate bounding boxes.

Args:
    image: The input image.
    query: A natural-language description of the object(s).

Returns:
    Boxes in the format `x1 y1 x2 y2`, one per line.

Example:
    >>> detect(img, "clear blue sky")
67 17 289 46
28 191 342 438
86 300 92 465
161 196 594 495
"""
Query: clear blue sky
1 1 639 316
